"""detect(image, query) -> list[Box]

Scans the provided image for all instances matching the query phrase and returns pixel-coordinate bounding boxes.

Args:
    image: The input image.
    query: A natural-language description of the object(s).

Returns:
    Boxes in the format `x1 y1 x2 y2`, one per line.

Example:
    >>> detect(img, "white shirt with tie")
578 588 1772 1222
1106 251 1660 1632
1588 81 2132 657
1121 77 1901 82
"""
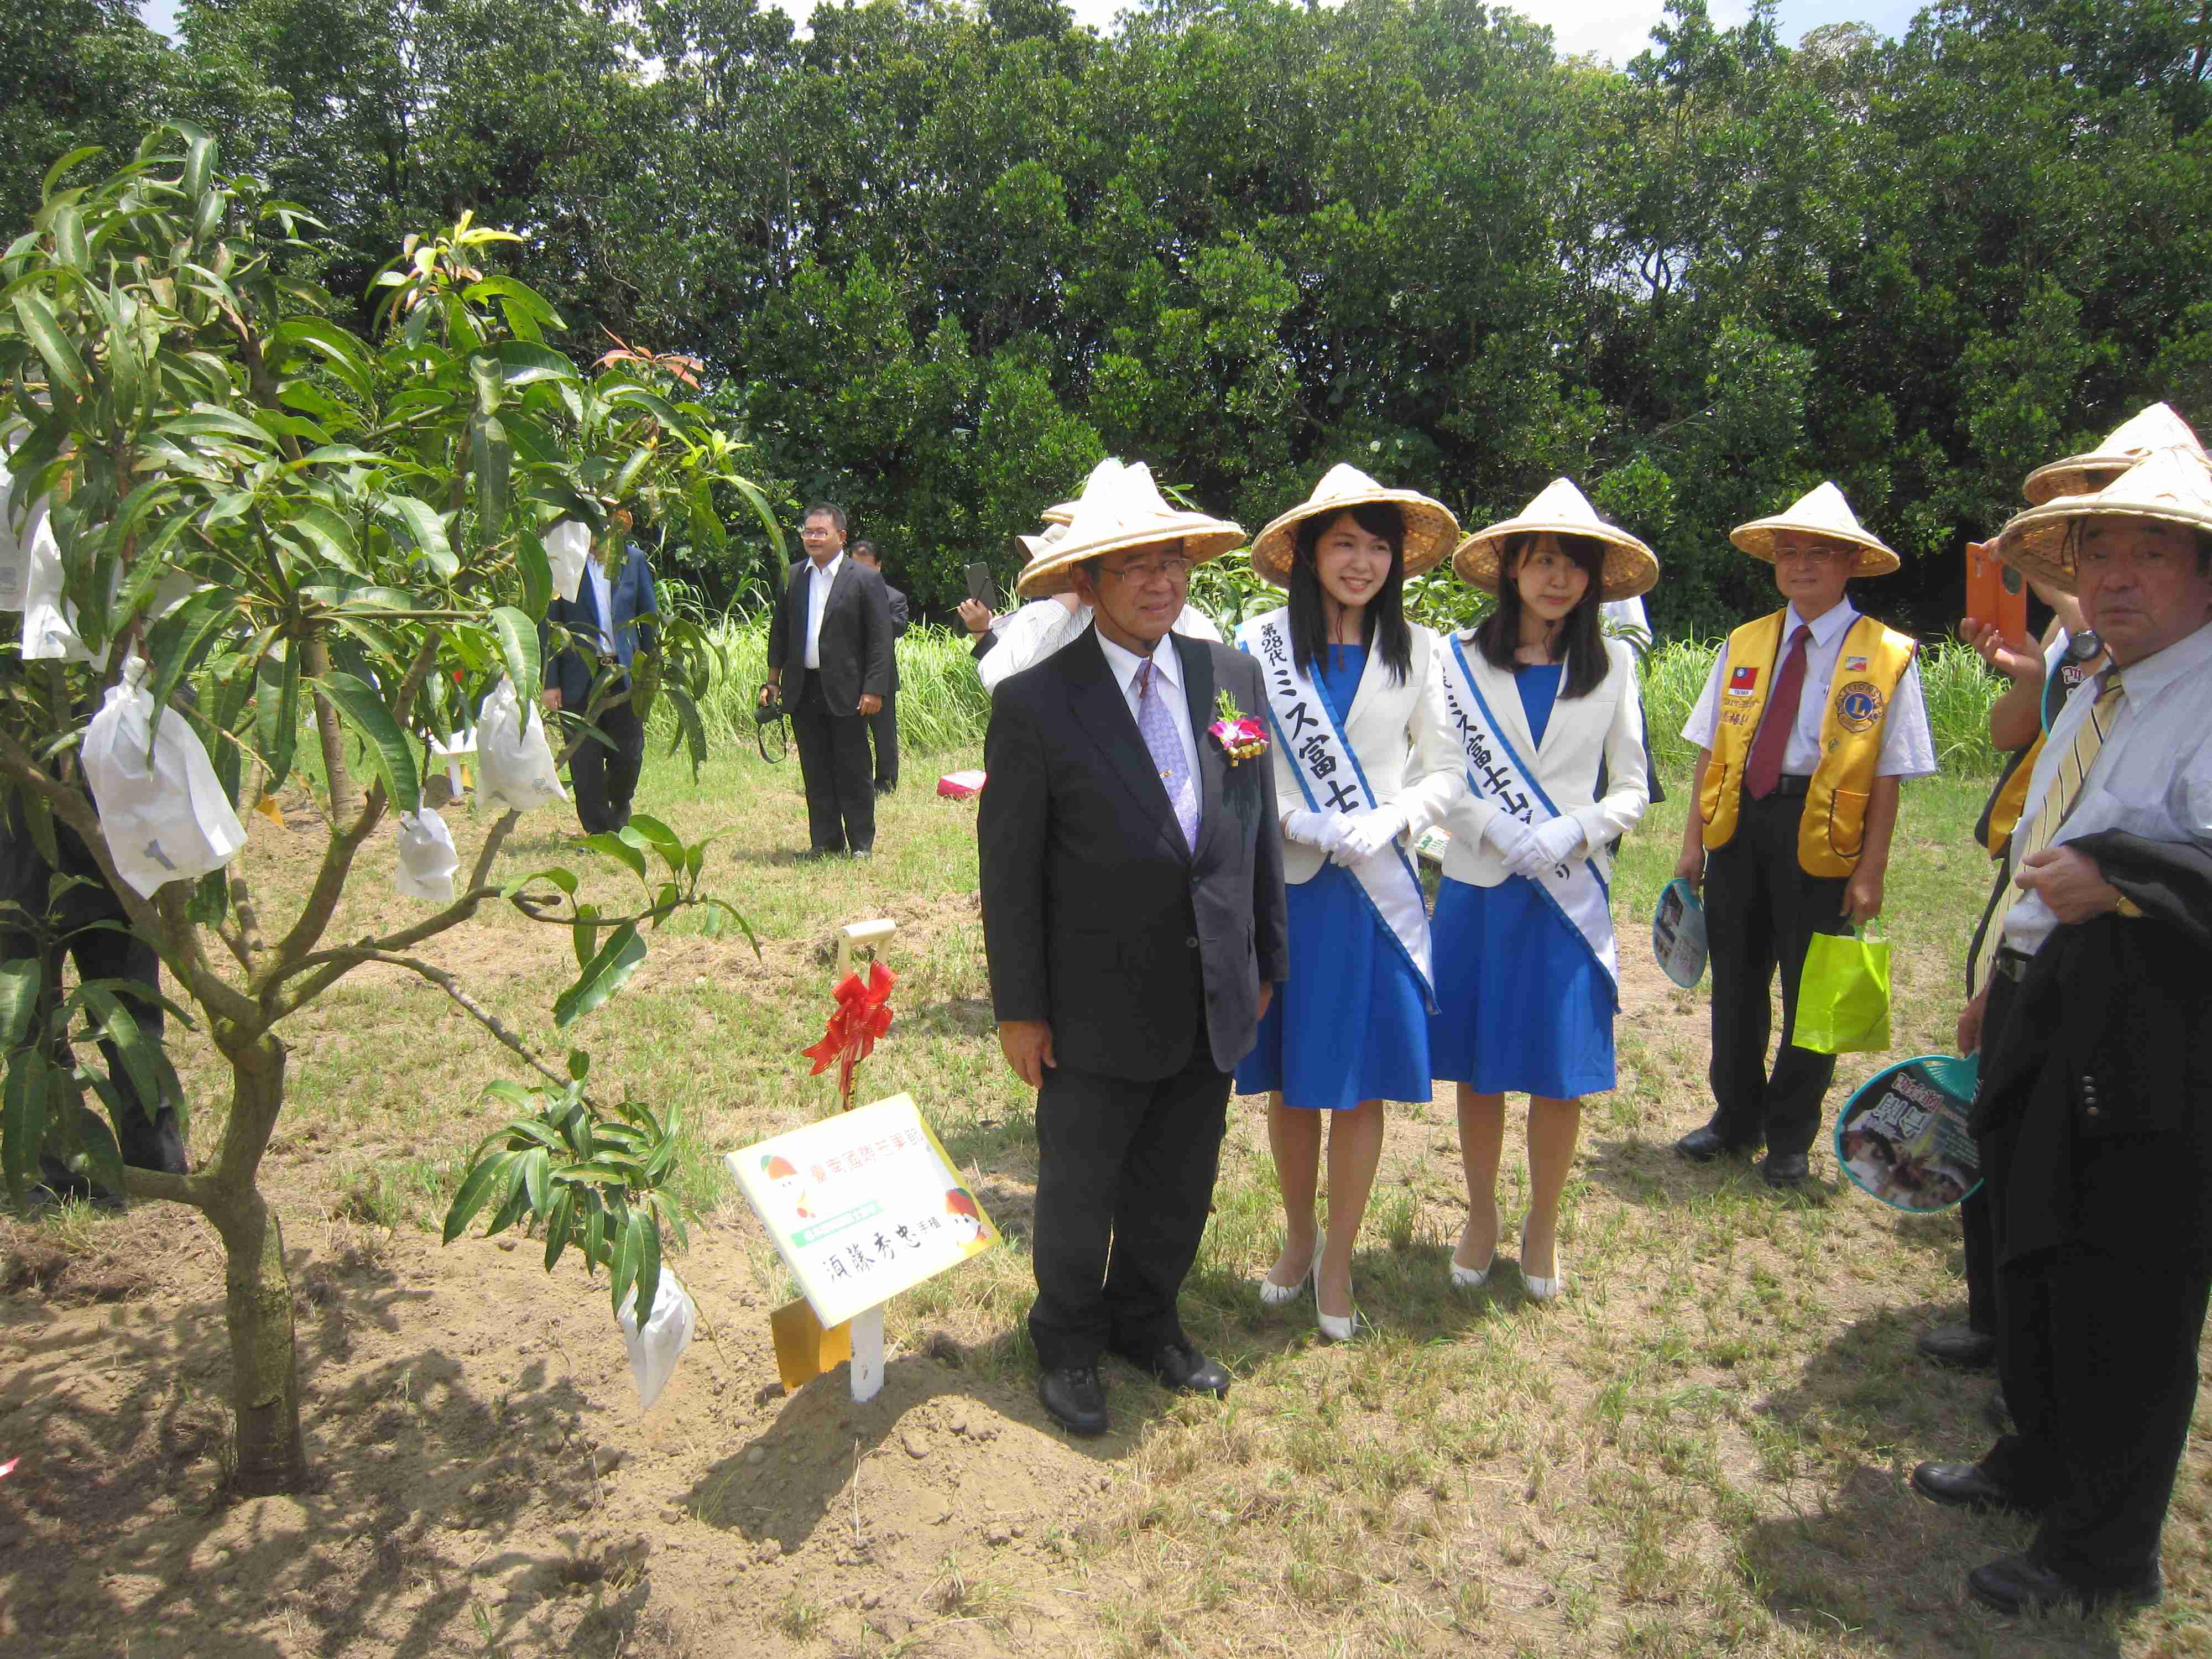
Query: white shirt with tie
803 551 843 670
1096 630 1201 822
2000 618 2212 958
1681 598 1938 779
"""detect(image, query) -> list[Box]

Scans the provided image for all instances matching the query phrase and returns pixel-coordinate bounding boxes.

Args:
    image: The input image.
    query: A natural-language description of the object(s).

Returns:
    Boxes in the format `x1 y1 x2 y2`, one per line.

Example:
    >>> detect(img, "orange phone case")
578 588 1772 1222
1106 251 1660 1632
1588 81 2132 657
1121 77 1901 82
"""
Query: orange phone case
1965 540 2028 638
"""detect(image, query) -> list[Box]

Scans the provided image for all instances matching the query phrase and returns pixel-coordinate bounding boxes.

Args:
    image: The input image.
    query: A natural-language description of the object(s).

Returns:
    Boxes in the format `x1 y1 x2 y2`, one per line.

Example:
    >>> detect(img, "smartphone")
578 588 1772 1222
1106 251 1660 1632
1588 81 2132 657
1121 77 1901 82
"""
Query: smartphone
964 561 996 609
1965 539 2028 639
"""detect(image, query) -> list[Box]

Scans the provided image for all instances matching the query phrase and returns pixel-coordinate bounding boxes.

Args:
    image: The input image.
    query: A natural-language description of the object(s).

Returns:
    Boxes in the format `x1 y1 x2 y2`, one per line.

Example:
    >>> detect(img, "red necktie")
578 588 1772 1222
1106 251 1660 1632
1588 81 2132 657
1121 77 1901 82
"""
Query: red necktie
1745 624 1812 800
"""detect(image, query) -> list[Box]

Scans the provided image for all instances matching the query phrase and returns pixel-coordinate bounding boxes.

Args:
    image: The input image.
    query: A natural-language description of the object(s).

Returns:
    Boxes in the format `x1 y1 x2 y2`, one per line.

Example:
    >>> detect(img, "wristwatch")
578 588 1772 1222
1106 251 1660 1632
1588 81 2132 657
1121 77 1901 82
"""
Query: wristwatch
2114 891 2144 919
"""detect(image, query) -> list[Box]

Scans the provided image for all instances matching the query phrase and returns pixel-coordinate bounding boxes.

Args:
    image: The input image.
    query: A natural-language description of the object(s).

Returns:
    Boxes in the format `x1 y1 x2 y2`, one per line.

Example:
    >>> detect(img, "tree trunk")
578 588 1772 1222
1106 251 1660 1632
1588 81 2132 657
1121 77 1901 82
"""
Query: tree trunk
210 1038 309 1495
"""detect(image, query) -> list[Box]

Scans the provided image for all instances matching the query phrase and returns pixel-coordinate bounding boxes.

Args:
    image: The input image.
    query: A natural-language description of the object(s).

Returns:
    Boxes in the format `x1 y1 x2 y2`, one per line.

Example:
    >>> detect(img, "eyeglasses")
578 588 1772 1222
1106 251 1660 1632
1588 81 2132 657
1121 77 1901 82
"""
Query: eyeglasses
1772 545 1850 565
1099 555 1192 583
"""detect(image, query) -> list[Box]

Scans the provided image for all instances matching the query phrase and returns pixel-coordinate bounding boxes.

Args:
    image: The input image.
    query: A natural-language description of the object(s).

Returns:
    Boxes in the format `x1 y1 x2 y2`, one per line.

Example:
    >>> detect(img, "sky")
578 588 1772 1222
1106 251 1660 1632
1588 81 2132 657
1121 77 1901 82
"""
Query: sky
139 0 1925 66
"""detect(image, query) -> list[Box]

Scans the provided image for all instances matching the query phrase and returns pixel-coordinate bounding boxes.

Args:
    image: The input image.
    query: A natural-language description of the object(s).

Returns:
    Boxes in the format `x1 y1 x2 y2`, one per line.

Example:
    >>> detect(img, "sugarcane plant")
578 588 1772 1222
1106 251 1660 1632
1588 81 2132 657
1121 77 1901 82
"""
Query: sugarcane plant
0 126 770 1494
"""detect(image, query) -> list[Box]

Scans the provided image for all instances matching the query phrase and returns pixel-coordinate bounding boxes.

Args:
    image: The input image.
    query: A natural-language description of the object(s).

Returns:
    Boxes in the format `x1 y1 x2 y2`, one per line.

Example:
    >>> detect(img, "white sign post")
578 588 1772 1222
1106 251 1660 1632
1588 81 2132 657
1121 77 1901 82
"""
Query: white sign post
727 1093 997 1404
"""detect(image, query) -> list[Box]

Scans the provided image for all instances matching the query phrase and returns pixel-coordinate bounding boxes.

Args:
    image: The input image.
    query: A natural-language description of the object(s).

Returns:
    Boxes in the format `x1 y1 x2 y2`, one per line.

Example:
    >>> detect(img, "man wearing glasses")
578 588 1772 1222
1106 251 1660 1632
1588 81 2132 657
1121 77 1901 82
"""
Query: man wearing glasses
978 461 1287 1438
1671 484 1936 1186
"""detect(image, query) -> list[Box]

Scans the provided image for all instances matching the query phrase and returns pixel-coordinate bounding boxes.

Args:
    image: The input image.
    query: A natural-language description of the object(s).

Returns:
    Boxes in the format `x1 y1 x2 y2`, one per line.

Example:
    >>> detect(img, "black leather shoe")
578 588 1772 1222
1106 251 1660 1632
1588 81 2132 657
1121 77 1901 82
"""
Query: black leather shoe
1910 1460 2039 1518
1917 1324 1996 1369
1120 1339 1232 1398
1984 1386 2010 1432
1037 1365 1109 1437
1759 1152 1811 1187
1966 1551 2160 1615
1674 1125 1757 1163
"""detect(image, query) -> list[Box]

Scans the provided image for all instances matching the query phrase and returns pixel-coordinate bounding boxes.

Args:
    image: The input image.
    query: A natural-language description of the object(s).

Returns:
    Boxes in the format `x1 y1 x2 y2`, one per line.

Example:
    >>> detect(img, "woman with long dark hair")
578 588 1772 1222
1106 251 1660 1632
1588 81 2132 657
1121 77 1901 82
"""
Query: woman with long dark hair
1233 466 1464 1340
1427 480 1656 1302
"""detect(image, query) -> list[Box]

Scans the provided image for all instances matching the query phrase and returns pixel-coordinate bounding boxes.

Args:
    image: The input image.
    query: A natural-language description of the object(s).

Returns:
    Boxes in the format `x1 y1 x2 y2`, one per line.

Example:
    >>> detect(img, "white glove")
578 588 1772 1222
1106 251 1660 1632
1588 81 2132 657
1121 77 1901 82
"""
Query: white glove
1481 812 1538 867
1329 806 1407 867
1283 809 1350 852
1509 815 1586 880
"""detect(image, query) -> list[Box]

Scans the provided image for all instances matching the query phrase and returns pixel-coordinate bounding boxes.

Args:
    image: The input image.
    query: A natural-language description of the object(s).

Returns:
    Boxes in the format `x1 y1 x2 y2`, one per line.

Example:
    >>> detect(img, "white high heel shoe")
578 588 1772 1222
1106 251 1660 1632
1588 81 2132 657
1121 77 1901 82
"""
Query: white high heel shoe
1259 1242 1322 1309
1316 1269 1368 1343
1520 1230 1565 1302
1449 1250 1495 1290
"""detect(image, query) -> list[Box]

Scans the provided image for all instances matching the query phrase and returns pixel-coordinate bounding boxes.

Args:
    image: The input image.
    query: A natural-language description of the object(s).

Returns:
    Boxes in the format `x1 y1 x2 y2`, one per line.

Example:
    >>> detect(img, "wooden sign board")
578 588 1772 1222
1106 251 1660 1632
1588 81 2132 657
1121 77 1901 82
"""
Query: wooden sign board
725 1093 998 1331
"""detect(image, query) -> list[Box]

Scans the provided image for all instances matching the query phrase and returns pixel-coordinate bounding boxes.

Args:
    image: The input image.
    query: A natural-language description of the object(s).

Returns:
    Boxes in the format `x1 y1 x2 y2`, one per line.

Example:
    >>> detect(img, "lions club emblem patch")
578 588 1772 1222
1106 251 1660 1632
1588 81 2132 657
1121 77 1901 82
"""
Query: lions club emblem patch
1834 680 1884 733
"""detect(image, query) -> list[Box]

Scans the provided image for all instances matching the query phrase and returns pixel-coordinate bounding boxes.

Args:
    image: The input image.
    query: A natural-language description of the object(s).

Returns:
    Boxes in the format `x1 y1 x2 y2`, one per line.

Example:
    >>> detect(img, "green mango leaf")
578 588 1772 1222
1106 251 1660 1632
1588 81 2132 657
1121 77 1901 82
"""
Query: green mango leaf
472 416 511 544
41 147 104 199
75 986 159 1121
13 289 87 398
514 526 553 618
609 1204 640 1317
544 1185 576 1272
500 865 577 901
583 1199 607 1273
554 921 646 1028
633 1208 662 1330
521 1146 551 1216
377 494 456 578
254 644 300 791
567 1048 590 1082
487 606 538 705
50 206 88 272
0 959 41 1050
443 1150 511 1242
2 1048 48 1202
309 669 421 814
492 340 576 385
581 832 648 882
144 591 238 742
65 1094 126 1199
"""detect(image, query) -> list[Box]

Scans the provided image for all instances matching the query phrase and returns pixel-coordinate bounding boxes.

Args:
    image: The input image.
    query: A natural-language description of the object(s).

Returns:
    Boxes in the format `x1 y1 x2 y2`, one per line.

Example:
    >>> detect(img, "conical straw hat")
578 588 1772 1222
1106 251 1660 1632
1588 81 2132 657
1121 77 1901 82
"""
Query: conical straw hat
1247 464 1459 585
1014 460 1243 598
1730 482 1898 577
2022 403 2204 507
1452 478 1659 600
1997 445 2212 594
1015 522 1068 564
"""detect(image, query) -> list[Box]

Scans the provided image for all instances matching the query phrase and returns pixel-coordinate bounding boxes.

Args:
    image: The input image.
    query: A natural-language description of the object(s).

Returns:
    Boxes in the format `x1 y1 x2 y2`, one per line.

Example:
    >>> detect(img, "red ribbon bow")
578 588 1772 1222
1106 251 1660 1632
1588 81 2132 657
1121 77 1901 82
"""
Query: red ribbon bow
801 959 897 1107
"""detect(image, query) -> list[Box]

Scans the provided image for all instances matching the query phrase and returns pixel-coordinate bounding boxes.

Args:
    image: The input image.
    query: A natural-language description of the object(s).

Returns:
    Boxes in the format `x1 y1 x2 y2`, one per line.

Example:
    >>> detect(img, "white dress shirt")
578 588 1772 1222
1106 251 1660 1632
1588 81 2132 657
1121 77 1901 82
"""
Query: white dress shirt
2001 618 2212 957
1096 630 1202 817
803 551 843 670
1682 599 1938 778
587 556 615 654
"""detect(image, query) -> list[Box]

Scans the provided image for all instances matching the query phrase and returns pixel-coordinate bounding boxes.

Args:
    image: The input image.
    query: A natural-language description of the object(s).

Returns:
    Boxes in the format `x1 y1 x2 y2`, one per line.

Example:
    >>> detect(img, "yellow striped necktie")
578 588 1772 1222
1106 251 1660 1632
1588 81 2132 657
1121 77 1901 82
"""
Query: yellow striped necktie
1974 670 2124 986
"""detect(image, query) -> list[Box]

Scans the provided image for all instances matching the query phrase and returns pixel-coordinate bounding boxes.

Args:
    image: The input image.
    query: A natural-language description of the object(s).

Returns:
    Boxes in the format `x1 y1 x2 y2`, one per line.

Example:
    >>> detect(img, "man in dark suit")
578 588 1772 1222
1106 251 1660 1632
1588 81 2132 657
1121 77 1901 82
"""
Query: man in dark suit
978 461 1286 1437
848 539 906 795
1911 450 2212 1616
764 503 893 859
542 507 658 835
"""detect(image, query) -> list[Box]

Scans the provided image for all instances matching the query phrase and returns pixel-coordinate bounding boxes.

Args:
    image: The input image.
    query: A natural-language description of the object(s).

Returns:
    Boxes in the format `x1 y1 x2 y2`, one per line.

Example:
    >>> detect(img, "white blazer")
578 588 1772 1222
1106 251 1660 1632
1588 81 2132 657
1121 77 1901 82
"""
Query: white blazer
1436 634 1649 888
1268 623 1467 885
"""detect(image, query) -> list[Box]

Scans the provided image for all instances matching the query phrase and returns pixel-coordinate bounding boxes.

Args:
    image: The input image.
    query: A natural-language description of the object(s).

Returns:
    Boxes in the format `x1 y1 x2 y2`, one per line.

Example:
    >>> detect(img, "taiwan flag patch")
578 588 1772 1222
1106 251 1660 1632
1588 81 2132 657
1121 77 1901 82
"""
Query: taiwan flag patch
1728 665 1760 693
1843 655 1869 672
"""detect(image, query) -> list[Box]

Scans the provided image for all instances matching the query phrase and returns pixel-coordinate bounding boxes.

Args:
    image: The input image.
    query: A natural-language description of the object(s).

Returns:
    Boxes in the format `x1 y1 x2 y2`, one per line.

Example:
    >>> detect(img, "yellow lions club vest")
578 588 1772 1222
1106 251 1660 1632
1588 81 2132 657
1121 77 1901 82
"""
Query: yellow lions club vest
1700 608 1918 877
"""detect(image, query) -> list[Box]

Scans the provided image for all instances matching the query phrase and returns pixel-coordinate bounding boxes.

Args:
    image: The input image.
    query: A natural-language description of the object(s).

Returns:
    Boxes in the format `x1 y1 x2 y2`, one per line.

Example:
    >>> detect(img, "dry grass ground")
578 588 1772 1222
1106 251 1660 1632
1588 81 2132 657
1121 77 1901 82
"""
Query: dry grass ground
1 735 2207 1657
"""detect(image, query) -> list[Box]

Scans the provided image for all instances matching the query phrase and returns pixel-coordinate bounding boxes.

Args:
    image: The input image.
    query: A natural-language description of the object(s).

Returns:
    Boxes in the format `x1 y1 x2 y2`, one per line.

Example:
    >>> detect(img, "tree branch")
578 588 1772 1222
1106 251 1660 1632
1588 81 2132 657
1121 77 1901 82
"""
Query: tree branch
309 945 581 1096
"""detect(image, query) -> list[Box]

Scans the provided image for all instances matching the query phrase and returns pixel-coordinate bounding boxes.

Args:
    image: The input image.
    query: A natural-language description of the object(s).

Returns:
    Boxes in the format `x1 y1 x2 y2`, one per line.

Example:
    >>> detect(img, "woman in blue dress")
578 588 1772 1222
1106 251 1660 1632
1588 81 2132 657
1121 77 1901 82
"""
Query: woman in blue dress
1233 466 1464 1340
1429 480 1656 1301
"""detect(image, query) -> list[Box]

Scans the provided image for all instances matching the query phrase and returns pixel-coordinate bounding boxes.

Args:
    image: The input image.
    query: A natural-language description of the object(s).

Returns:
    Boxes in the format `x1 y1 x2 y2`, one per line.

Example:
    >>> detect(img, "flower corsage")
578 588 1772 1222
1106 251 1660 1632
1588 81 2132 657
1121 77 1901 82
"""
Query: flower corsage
1208 690 1269 765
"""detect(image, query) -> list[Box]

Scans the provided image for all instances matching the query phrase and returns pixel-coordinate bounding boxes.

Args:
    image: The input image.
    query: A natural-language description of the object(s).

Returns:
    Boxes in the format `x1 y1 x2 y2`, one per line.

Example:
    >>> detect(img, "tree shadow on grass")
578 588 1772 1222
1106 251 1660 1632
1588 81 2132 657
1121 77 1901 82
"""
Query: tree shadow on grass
0 1243 669 1659
1732 1303 2132 1659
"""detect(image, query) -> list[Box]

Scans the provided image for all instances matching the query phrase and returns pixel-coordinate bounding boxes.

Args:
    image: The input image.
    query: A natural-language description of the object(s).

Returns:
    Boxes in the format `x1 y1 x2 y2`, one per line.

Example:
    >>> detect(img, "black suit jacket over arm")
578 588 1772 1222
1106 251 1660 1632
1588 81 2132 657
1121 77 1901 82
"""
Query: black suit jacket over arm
978 628 1288 1082
767 559 894 715
1973 832 2212 1268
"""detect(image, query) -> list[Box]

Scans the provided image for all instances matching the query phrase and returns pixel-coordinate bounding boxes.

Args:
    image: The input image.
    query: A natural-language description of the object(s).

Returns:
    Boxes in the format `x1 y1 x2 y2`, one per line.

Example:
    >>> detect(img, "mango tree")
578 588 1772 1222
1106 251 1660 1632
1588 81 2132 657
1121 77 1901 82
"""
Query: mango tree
0 128 766 1494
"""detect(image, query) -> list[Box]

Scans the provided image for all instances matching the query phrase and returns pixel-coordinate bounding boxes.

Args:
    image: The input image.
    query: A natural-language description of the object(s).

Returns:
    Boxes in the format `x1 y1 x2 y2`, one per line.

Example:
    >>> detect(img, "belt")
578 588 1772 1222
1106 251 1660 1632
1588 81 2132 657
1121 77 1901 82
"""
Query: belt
1991 947 2032 983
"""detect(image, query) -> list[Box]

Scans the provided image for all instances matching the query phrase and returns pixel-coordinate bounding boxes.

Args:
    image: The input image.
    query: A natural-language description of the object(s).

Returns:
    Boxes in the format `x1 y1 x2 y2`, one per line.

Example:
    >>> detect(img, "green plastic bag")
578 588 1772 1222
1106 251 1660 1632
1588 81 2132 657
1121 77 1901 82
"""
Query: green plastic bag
1795 925 1892 1054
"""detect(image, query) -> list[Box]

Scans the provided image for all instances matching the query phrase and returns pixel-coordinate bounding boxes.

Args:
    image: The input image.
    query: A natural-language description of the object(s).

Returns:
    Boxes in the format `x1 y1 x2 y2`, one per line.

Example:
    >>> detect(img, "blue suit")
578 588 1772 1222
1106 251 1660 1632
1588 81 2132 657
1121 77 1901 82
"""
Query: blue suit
542 543 659 832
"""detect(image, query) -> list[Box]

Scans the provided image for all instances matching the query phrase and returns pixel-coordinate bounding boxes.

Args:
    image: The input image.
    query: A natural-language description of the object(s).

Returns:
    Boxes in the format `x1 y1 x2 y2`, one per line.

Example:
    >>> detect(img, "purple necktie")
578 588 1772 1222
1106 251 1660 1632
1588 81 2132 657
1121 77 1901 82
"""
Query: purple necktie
1135 660 1199 853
